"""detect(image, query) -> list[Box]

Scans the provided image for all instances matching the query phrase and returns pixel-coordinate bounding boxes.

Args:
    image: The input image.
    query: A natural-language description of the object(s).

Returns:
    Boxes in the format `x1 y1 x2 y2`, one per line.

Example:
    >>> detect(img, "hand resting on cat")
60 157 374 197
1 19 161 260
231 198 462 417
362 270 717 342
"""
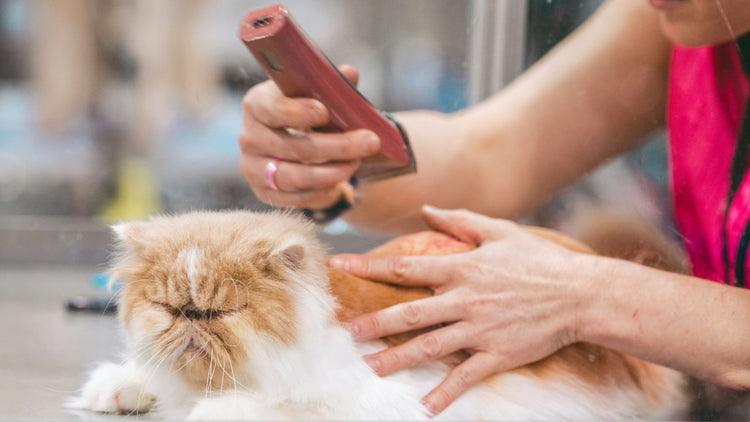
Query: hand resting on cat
68 210 688 420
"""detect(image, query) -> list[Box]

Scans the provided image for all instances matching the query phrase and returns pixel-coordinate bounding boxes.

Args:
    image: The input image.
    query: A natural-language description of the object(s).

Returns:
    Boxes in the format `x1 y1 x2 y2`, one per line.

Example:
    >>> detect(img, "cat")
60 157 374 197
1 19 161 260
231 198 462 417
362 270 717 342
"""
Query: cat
68 210 689 420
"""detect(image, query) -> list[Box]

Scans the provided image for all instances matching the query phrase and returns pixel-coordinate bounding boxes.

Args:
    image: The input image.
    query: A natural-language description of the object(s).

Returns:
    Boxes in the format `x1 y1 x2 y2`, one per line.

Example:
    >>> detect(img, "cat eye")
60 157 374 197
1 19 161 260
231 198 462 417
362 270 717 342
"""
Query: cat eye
152 301 237 320
182 308 227 320
151 299 248 321
152 302 182 318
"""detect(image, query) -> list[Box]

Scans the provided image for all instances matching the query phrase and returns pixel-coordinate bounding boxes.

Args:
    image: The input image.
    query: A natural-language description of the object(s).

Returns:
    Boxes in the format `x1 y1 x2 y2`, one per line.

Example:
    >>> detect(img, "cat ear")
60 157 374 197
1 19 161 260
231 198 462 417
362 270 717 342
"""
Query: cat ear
275 243 305 271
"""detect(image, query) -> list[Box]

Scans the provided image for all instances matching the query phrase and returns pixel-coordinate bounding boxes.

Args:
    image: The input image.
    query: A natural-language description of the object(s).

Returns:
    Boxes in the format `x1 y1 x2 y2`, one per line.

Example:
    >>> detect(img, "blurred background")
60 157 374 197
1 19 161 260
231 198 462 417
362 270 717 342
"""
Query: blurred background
0 0 674 266
0 1 678 419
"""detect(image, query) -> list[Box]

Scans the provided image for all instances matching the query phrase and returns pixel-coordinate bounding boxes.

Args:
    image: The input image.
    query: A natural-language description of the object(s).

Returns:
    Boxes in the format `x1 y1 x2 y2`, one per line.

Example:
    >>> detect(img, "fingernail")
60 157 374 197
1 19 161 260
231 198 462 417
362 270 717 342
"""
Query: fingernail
358 130 380 154
421 398 437 417
422 205 446 216
364 355 381 374
342 321 359 337
328 257 349 271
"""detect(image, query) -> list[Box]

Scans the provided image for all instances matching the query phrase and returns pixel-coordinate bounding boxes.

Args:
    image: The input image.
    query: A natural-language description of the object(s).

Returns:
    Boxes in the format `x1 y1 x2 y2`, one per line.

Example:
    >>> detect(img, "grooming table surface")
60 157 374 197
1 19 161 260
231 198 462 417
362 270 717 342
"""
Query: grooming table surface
0 267 142 421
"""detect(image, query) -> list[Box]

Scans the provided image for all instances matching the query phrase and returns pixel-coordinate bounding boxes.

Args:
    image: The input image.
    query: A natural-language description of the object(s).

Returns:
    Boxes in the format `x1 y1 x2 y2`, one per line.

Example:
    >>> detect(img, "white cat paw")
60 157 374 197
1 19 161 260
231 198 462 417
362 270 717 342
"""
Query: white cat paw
67 361 156 414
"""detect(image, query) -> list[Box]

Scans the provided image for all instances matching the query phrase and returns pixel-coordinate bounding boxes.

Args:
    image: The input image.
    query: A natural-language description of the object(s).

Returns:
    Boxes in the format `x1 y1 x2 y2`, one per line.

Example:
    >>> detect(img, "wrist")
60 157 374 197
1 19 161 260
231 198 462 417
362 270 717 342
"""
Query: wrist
564 253 614 345
303 178 358 224
572 253 646 347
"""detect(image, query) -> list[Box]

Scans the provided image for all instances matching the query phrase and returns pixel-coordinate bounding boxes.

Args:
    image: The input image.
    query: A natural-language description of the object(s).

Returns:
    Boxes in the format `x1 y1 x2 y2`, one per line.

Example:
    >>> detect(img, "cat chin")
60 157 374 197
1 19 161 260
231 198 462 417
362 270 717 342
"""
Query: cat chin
153 340 238 391
173 349 212 384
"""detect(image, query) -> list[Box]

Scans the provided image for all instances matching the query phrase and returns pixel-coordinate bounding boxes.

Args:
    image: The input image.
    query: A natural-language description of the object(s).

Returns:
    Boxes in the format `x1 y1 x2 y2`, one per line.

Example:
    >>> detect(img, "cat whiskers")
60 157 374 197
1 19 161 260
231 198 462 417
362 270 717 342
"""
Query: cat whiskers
224 351 243 394
220 272 247 312
208 318 241 350
216 348 227 394
205 348 215 398
121 337 162 406
137 335 175 373
205 346 234 397
130 333 169 367
133 328 202 413
96 290 120 322
133 323 189 379
210 346 248 394
175 306 191 323
125 339 172 416
173 343 206 373
136 352 169 415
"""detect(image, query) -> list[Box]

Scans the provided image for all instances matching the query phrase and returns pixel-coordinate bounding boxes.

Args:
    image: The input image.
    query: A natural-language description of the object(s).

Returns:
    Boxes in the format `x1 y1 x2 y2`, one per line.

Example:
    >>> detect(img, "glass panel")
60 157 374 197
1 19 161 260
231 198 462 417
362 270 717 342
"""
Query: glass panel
524 0 673 238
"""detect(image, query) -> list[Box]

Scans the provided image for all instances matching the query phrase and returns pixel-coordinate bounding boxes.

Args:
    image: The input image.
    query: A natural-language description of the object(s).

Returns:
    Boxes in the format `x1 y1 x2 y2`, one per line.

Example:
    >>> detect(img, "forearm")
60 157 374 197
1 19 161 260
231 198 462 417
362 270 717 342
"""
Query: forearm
577 254 750 389
462 0 670 215
345 0 671 234
344 110 479 233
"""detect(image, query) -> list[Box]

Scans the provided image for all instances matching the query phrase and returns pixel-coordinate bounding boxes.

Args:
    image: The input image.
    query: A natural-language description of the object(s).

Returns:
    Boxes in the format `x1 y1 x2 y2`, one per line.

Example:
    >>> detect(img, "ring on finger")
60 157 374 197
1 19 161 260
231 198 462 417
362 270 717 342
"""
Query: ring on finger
264 157 281 191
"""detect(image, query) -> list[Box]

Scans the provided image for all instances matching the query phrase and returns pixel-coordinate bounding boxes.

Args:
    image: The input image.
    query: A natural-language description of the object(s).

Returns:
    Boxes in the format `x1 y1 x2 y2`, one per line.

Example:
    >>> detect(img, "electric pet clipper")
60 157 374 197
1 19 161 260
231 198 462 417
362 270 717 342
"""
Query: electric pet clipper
238 4 416 182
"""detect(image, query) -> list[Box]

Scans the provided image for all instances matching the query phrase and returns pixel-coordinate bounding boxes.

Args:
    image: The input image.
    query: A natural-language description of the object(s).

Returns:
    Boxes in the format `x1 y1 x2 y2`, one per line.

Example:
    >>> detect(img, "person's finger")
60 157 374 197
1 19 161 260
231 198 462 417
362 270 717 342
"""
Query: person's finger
273 159 359 192
241 154 359 192
421 352 500 416
362 322 471 375
239 123 380 164
241 64 360 130
345 296 464 342
420 205 519 245
243 81 329 130
328 254 455 287
250 184 347 210
338 64 360 87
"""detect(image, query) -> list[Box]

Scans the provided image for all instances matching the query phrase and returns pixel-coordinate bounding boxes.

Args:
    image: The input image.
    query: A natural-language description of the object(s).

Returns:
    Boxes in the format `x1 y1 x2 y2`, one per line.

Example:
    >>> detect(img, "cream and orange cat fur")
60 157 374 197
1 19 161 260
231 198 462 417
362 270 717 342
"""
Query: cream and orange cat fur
69 210 688 420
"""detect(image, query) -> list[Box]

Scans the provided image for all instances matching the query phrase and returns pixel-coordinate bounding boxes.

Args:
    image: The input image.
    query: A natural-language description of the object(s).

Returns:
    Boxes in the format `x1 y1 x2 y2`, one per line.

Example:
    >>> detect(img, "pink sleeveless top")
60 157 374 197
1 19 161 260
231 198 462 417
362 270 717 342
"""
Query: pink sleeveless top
669 42 750 284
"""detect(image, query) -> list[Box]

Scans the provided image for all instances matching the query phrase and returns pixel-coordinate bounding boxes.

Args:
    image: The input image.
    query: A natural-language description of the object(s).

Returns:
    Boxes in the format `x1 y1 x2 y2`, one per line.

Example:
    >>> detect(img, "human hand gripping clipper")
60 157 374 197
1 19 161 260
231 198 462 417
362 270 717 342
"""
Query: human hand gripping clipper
239 4 416 222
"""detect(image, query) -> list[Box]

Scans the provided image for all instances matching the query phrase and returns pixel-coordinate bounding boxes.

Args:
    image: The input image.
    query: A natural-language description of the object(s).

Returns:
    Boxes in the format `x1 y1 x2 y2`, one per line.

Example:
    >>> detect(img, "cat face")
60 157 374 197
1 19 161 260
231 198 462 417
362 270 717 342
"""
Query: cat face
110 211 328 390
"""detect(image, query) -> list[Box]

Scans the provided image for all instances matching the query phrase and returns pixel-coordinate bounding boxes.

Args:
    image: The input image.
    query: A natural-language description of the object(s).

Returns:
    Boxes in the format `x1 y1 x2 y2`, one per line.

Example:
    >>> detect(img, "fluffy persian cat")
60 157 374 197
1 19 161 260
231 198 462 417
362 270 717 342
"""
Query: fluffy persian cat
69 210 688 420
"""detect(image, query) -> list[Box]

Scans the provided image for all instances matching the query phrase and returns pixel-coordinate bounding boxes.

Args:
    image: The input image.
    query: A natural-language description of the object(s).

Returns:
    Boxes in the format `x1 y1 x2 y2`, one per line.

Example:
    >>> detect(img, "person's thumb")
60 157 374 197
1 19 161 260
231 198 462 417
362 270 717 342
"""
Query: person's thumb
338 64 359 87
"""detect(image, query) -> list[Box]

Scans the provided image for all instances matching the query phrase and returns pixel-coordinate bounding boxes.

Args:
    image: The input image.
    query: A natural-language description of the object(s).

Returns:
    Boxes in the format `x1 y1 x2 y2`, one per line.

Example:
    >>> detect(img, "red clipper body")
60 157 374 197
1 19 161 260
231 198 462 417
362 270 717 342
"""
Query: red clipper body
239 4 416 181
